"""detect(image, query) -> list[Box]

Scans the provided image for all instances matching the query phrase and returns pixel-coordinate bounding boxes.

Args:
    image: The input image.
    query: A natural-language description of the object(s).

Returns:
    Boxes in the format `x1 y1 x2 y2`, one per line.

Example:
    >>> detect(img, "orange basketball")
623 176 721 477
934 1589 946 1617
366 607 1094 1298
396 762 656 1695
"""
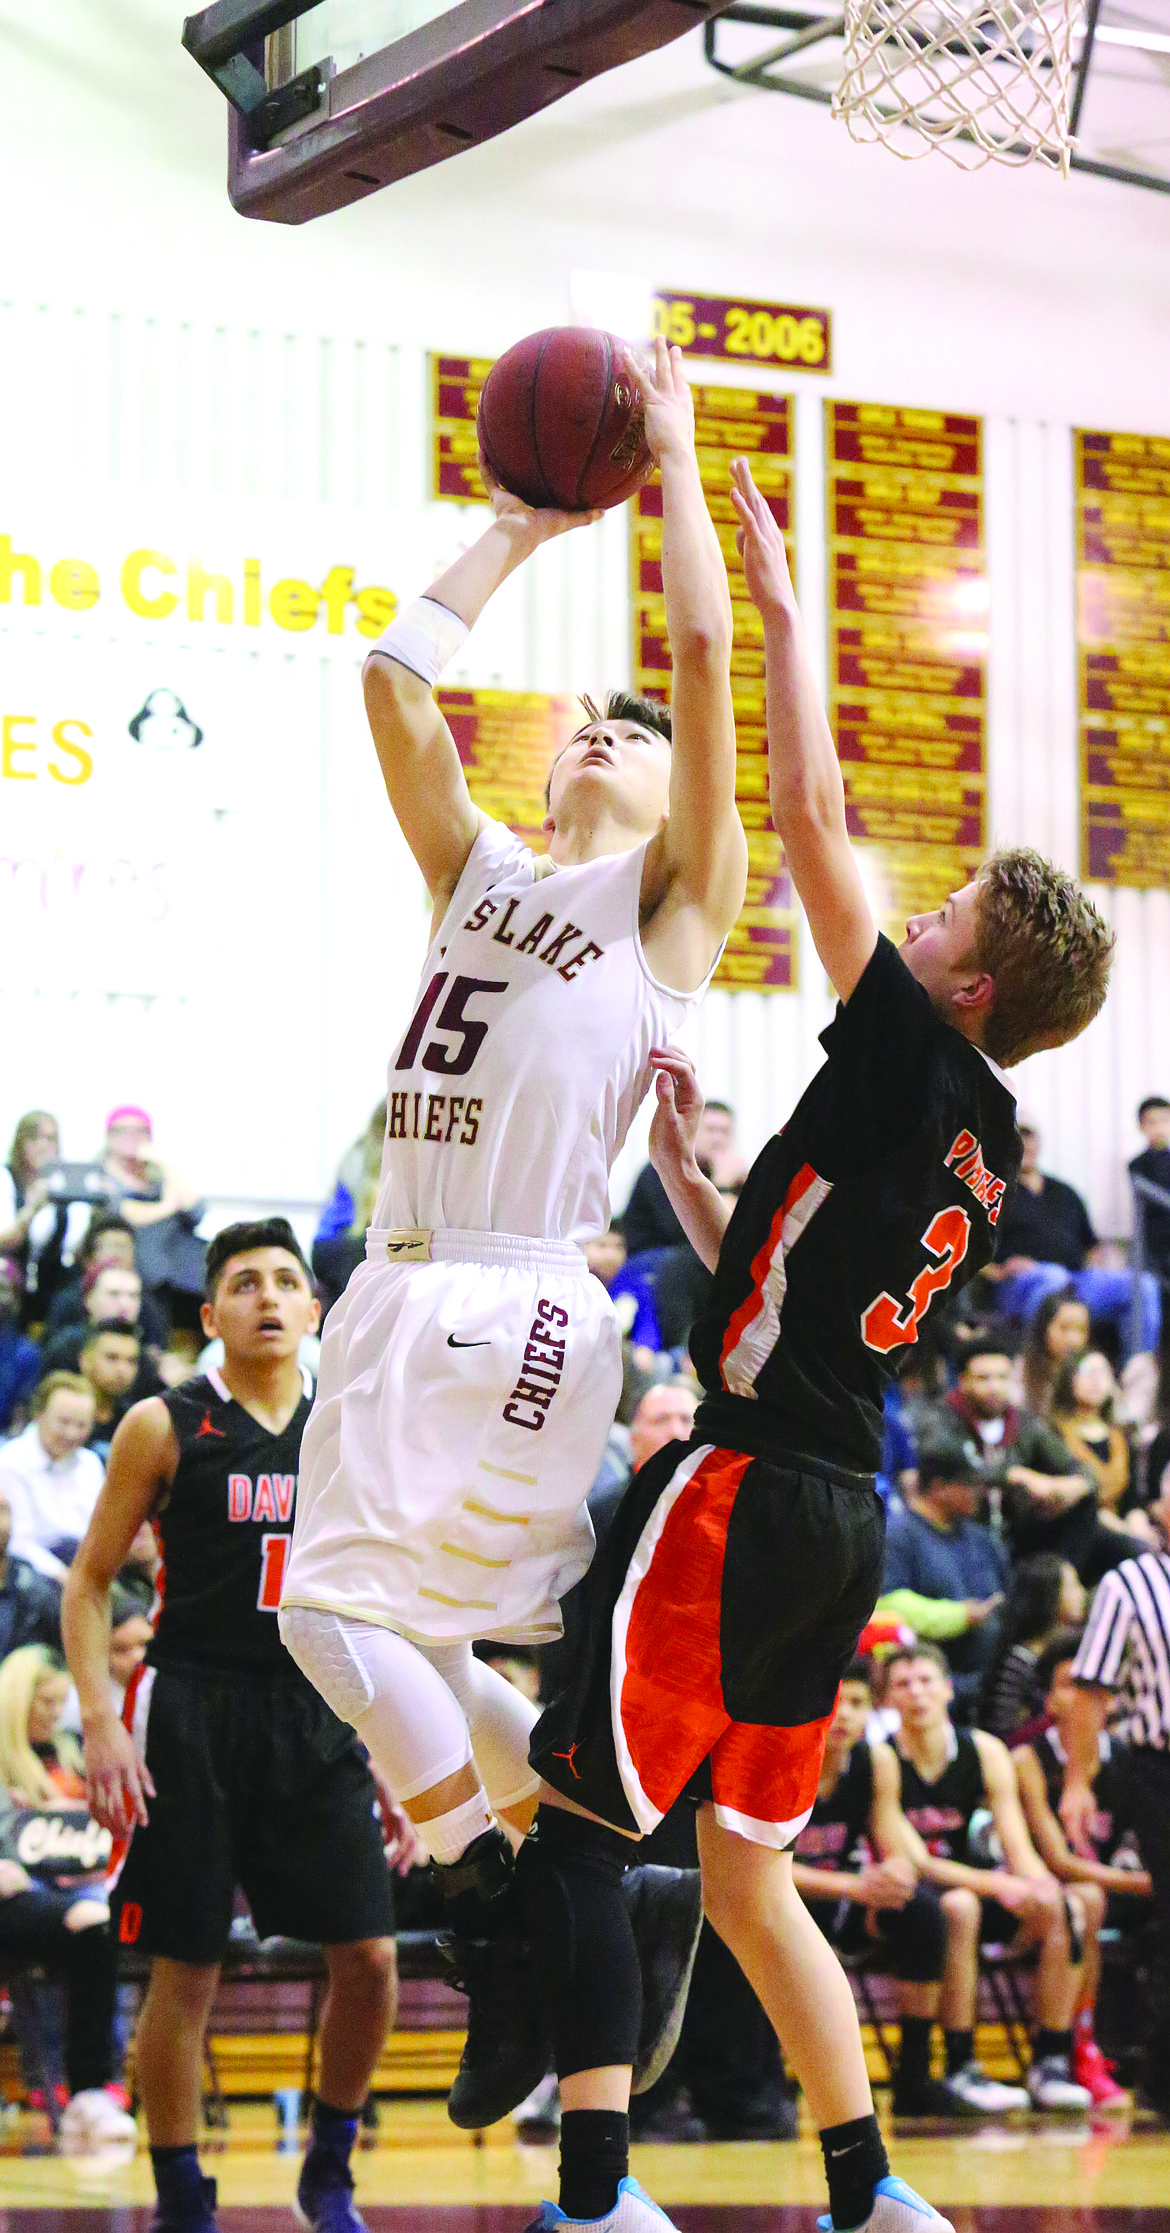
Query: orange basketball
477 327 651 513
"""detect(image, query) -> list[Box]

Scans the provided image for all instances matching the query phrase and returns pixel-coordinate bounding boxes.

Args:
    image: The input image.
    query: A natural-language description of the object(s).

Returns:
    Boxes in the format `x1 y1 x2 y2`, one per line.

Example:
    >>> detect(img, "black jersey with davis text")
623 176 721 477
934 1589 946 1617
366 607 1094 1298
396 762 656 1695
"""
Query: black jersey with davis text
149 1368 313 1676
690 936 1021 1477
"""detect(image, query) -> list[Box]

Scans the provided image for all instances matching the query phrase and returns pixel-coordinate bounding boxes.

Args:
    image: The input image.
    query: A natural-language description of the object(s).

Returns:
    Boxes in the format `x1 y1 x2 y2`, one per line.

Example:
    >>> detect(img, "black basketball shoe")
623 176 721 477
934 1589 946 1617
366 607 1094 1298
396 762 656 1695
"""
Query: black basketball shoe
442 1828 550 2131
624 1864 704 2095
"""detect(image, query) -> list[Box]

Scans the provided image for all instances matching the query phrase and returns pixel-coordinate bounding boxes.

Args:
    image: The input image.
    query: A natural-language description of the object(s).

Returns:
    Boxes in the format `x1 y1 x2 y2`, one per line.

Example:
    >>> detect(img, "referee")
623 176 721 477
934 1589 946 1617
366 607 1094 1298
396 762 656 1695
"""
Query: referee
1061 1473 1170 2122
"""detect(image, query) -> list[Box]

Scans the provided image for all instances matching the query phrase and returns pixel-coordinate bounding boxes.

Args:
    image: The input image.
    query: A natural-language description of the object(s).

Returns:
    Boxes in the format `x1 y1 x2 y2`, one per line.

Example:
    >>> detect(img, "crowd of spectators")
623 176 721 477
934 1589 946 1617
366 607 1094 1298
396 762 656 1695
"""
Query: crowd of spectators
2 1087 1168 2147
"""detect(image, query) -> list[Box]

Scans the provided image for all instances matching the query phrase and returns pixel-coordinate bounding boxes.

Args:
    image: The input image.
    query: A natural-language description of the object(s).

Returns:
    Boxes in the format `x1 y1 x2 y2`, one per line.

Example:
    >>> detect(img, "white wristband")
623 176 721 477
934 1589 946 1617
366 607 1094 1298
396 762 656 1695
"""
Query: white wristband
365 596 469 687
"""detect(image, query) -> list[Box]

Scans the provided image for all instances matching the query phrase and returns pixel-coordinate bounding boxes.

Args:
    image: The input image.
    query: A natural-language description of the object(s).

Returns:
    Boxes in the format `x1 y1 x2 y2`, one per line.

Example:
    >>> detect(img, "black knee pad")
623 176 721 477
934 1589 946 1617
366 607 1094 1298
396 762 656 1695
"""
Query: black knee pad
882 1885 948 1984
516 1807 641 2078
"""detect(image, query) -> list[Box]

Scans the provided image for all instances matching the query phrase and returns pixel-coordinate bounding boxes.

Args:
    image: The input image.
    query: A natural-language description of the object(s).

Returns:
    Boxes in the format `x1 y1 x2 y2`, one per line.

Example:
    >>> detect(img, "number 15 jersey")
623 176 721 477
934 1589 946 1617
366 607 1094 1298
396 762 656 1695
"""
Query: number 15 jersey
690 936 1022 1477
372 820 708 1245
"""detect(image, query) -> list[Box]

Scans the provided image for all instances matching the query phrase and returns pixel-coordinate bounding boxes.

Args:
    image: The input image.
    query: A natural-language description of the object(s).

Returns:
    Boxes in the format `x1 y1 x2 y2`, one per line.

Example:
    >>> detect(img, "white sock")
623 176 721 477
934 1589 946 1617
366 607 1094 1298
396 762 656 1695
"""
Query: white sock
419 1788 495 1866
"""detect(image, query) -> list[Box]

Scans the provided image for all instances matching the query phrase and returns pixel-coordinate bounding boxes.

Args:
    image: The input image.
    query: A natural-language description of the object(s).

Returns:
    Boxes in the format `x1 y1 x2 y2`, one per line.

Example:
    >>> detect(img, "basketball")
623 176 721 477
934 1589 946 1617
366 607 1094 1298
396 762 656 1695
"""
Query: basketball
476 327 652 513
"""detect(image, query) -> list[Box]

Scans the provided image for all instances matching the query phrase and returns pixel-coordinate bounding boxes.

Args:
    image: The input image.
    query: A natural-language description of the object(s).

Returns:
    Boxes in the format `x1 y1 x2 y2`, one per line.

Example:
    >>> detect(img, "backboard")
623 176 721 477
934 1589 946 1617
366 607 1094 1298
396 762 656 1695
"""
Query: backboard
182 0 728 223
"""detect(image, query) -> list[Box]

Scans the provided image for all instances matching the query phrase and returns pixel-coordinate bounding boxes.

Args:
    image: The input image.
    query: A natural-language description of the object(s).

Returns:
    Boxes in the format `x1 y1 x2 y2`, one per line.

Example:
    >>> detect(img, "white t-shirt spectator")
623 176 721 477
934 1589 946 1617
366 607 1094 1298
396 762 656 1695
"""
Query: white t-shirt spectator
0 1424 104 1581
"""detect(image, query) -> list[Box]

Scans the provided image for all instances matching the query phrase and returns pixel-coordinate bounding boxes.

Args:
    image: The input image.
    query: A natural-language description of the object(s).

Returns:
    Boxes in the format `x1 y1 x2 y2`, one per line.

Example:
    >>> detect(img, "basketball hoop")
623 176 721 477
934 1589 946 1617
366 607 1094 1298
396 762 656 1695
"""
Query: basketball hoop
831 1 1085 173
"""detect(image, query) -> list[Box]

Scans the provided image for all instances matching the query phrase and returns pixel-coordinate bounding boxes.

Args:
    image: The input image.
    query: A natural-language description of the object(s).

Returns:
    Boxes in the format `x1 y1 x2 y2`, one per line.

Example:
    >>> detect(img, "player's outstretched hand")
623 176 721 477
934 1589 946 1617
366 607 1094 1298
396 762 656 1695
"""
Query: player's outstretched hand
730 456 796 621
82 1709 154 1836
481 464 603 542
648 1047 704 1186
370 1770 430 1875
639 336 695 466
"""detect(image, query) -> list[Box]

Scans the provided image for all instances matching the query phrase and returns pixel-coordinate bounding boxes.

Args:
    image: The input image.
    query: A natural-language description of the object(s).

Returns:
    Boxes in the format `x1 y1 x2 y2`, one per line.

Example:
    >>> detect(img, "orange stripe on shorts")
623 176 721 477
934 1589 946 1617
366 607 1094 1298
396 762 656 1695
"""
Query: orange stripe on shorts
618 1447 753 1820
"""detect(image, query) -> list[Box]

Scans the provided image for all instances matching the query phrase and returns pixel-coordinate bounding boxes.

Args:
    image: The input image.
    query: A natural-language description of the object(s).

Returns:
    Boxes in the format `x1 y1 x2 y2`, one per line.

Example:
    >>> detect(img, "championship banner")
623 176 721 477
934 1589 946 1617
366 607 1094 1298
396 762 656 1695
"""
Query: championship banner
631 383 798 991
826 402 988 941
437 688 576 851
432 357 491 502
1075 429 1170 888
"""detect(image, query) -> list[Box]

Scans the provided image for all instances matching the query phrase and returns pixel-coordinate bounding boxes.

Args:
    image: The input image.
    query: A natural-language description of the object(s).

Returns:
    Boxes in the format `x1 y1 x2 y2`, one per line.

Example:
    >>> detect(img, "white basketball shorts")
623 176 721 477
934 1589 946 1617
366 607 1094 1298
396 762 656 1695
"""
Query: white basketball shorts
282 1227 622 1645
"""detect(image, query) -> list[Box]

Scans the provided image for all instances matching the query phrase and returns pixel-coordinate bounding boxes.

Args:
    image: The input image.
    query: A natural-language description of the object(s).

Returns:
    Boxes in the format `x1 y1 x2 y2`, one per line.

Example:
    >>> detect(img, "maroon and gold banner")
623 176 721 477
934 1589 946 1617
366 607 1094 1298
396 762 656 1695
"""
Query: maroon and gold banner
653 291 831 375
437 688 575 850
827 402 987 940
1076 429 1170 888
433 356 491 502
632 383 798 990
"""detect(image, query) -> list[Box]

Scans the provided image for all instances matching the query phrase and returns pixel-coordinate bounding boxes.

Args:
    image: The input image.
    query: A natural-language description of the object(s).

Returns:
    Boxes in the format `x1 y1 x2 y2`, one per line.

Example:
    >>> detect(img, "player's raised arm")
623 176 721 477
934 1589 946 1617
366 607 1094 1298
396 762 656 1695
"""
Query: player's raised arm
731 456 876 1002
364 489 600 913
62 1399 175 1834
643 341 747 978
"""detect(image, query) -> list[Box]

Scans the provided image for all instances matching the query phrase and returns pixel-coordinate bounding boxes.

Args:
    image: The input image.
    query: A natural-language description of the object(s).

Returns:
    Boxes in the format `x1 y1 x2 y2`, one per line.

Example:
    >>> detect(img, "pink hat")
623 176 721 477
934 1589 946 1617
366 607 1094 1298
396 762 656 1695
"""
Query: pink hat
106 1105 152 1136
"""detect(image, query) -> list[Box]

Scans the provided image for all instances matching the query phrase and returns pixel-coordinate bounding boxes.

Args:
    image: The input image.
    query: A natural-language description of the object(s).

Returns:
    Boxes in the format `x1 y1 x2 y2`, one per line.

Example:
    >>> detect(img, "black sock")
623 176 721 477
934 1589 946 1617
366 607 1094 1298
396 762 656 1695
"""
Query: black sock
1034 2028 1072 2064
897 2017 932 2096
945 2027 974 2077
151 2144 202 2201
307 2098 358 2156
558 2107 629 2220
820 2112 889 2232
516 1808 641 2079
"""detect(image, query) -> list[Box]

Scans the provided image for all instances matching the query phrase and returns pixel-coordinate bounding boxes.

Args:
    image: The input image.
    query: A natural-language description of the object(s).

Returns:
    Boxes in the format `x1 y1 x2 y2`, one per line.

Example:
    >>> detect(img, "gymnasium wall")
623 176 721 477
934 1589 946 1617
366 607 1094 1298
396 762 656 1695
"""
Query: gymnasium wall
1 9 1168 1232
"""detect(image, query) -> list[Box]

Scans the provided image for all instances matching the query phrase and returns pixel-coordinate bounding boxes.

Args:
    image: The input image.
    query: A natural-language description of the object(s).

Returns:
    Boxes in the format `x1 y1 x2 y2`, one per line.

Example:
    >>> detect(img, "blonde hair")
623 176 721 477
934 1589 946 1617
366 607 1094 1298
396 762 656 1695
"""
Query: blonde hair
350 1100 388 1237
0 1645 83 1804
32 1371 93 1417
974 850 1114 1068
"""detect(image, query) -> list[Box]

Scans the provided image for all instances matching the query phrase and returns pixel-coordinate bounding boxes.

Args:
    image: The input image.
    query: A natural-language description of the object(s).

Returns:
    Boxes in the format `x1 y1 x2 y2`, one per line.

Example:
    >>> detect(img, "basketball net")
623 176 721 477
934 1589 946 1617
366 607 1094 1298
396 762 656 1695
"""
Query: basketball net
831 0 1084 172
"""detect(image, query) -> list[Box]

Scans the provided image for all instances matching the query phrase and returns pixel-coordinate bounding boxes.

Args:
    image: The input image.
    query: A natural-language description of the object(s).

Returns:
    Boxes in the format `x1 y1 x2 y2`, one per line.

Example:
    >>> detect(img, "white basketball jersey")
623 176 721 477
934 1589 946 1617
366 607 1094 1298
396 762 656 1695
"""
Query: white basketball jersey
373 821 705 1244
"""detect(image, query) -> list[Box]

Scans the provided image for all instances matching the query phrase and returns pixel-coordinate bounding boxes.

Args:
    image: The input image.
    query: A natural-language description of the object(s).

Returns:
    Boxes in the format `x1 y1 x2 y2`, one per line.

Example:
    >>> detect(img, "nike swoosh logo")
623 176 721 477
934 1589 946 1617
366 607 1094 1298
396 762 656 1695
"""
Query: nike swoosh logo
447 1335 490 1349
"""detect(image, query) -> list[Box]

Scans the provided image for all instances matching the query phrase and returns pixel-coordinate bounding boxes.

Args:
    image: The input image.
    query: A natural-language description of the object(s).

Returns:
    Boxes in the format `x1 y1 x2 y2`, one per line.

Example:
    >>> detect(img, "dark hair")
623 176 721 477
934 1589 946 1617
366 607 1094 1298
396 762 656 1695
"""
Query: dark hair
1033 1625 1087 1695
204 1217 312 1300
841 1657 874 1691
81 1317 142 1348
885 1641 951 1681
1021 1285 1087 1416
1049 1349 1112 1425
79 1212 137 1264
544 689 672 808
704 1099 735 1121
998 1552 1066 1650
913 1406 984 1488
974 1552 1071 1731
1138 1096 1170 1121
953 1326 1017 1375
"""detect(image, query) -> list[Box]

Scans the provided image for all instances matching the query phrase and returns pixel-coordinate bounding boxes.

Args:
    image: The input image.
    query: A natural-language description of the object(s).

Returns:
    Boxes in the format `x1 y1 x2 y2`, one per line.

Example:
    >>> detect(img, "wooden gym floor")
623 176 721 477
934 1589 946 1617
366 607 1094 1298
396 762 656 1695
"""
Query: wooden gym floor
2 2098 1169 2230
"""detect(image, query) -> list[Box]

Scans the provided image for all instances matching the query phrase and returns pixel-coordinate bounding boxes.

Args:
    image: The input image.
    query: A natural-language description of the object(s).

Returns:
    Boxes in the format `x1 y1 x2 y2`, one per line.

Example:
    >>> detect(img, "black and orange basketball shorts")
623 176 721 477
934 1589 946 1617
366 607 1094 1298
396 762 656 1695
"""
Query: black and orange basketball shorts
531 1440 885 1849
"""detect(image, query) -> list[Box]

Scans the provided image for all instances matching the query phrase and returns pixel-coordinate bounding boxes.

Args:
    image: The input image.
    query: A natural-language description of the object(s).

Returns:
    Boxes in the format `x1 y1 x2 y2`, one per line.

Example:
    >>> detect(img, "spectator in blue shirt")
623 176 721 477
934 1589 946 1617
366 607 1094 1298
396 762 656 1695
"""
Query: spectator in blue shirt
879 1411 1009 1715
0 1259 41 1433
0 1490 61 1659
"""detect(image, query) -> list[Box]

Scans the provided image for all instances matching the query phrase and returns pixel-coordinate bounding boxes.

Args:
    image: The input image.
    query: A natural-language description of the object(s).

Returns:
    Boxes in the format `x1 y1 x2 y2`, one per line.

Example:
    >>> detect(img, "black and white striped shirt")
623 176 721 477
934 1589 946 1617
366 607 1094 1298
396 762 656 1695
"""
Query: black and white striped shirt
1072 1547 1170 1751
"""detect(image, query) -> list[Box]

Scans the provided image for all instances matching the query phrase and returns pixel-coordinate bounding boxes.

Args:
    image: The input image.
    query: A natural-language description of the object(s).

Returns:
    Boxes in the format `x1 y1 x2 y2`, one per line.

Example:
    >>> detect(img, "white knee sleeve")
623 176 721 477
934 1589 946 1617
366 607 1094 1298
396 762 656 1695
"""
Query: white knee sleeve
418 1641 540 1813
279 1606 474 1803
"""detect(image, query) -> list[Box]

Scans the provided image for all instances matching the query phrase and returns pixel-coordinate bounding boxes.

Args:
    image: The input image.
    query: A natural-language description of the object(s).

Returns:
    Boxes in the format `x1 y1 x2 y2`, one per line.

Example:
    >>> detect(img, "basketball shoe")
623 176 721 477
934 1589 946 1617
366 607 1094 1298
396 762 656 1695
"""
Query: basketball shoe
57 2087 137 2153
525 2175 679 2233
815 2176 955 2232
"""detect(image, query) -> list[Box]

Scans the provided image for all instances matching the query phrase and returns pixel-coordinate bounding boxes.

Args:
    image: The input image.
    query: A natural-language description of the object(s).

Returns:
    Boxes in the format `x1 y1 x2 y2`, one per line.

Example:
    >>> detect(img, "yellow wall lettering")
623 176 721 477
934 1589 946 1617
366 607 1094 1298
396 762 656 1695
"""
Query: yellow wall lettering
49 558 100 611
0 538 42 606
122 548 178 619
355 585 397 637
2 714 37 778
269 578 319 631
187 560 233 624
48 719 94 785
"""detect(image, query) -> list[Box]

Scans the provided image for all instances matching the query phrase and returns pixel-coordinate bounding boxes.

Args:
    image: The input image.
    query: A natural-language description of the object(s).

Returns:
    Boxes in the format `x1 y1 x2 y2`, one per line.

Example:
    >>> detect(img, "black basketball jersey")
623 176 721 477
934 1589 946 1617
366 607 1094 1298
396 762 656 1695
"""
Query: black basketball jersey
793 1738 875 1869
1028 1726 1127 1867
149 1368 312 1677
897 1725 987 1867
690 936 1021 1476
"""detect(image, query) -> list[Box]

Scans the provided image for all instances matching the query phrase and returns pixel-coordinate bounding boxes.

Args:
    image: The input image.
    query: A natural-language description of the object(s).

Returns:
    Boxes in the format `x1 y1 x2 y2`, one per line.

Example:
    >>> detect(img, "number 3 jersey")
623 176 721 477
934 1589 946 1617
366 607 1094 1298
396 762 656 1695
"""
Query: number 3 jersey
148 1368 313 1677
691 935 1022 1478
371 819 707 1245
